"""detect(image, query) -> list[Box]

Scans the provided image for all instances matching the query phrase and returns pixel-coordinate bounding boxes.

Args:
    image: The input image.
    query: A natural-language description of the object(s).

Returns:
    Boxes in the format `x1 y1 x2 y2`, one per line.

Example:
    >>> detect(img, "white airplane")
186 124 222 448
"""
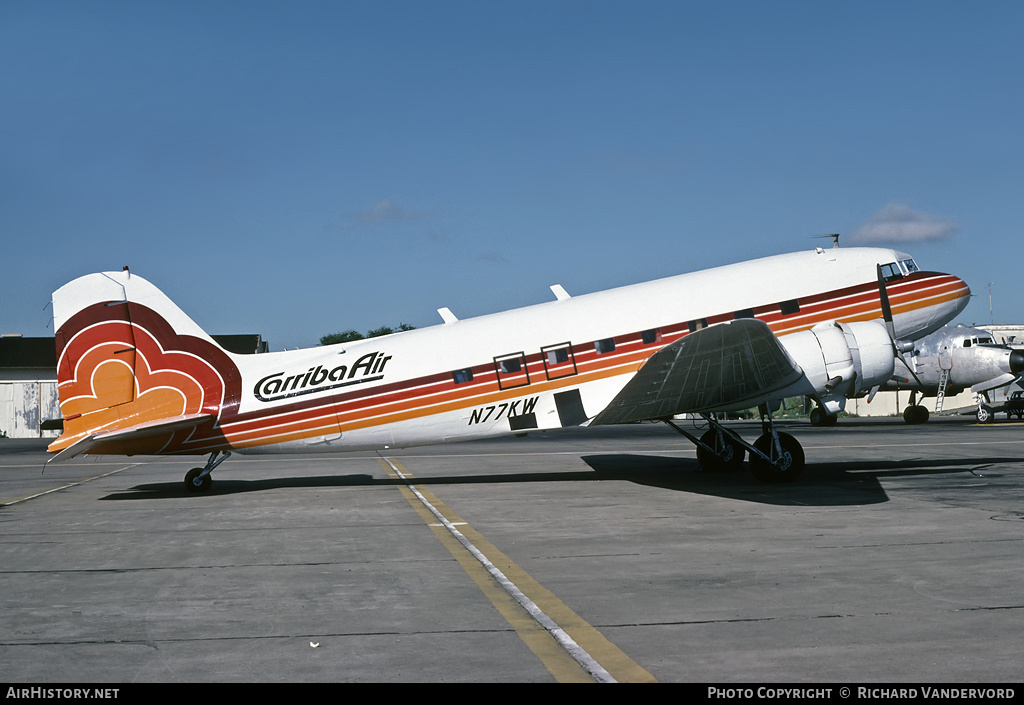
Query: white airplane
47 246 970 488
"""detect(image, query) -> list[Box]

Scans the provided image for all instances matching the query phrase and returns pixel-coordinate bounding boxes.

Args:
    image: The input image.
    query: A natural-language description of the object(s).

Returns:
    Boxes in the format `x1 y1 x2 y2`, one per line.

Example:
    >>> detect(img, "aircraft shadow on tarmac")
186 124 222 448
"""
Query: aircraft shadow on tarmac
96 453 1021 507
578 454 1021 506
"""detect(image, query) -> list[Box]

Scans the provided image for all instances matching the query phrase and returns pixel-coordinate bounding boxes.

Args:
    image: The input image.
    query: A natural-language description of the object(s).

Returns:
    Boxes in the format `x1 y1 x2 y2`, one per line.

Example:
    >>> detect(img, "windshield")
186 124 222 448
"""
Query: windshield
879 262 902 282
900 258 920 275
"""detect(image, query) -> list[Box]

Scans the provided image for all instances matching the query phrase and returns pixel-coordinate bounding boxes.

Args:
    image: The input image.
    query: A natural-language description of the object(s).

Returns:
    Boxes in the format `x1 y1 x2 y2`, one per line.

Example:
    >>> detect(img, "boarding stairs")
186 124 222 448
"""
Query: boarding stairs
935 368 952 413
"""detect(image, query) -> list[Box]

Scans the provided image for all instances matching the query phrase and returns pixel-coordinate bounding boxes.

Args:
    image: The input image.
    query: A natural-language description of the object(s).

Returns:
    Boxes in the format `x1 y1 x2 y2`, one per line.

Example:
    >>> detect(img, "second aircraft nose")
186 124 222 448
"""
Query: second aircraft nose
1010 349 1024 375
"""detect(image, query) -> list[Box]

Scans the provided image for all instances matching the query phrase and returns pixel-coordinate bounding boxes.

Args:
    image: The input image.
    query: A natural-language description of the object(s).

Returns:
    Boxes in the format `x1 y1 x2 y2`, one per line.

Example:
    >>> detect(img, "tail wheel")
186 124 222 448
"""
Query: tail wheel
750 432 804 483
184 467 212 493
696 429 745 472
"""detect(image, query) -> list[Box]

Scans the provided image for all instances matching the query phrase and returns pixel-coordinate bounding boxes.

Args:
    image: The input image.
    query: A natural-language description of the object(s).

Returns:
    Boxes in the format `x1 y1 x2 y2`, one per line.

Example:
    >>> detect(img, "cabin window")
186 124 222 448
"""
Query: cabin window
734 308 755 320
595 338 616 354
546 347 569 364
641 328 661 344
494 352 530 390
452 368 474 384
780 299 800 315
500 358 521 373
541 342 577 380
688 319 707 333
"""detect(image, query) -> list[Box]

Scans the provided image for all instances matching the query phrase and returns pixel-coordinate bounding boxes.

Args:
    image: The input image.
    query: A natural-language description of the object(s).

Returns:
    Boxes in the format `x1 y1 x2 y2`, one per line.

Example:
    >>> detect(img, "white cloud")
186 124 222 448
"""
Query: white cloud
324 198 428 233
358 198 424 224
850 204 959 244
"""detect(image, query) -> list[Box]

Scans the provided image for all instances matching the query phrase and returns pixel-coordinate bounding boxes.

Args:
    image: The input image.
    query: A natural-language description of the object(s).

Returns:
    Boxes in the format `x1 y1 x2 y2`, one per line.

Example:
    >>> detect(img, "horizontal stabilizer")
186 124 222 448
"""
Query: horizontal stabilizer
46 413 216 464
592 319 804 425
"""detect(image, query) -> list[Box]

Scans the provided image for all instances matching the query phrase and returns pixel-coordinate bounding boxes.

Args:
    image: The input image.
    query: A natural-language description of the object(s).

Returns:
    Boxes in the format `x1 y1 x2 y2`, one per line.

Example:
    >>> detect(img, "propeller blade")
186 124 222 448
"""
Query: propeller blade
876 264 925 388
876 264 897 341
897 349 926 388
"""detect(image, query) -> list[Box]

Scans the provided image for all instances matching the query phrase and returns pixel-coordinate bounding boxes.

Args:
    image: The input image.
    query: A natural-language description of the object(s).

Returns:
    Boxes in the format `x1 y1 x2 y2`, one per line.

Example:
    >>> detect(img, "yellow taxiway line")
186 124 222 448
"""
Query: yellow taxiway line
377 455 657 683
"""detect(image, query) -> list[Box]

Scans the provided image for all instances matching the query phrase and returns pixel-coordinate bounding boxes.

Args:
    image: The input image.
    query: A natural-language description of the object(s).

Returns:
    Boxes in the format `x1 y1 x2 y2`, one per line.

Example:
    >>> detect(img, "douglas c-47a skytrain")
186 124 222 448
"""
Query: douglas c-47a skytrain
47 246 970 489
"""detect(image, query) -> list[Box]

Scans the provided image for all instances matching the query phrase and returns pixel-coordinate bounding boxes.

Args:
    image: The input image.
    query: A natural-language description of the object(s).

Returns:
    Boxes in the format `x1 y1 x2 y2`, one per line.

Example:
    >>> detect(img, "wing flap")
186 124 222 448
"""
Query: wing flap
46 413 216 463
592 319 804 425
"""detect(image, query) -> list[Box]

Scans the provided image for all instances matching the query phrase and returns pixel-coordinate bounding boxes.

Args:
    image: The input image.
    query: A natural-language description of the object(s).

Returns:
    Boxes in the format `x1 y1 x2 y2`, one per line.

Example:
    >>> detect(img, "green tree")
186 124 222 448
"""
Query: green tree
320 323 415 346
319 330 365 345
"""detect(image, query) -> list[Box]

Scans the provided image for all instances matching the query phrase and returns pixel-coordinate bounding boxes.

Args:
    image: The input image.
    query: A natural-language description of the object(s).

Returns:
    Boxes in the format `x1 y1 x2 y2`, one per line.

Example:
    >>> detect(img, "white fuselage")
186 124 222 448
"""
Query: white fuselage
215 247 969 453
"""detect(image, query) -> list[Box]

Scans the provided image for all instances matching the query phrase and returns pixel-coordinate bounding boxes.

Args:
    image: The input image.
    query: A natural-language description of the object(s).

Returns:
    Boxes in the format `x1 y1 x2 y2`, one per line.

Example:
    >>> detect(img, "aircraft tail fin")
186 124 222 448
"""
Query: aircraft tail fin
49 270 241 457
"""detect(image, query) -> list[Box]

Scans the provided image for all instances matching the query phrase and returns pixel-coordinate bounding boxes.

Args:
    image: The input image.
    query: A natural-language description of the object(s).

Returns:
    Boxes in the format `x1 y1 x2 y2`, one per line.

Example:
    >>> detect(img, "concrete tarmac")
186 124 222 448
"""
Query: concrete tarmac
1 417 1023 683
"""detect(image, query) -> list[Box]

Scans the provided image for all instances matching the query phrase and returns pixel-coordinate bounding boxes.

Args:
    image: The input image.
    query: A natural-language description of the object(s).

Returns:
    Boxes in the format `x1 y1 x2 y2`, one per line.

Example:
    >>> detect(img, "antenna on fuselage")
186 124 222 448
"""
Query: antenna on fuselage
811 233 840 248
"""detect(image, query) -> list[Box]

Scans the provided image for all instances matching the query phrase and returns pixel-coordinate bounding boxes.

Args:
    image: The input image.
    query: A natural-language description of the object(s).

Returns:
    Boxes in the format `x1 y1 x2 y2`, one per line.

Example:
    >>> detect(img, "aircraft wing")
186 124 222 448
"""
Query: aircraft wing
47 413 217 464
971 373 1022 395
592 319 804 425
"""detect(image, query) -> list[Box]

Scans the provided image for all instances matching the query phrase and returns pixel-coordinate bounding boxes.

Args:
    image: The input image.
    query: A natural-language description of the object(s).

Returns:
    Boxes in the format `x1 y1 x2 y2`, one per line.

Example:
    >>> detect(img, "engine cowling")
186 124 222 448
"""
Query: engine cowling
783 321 895 414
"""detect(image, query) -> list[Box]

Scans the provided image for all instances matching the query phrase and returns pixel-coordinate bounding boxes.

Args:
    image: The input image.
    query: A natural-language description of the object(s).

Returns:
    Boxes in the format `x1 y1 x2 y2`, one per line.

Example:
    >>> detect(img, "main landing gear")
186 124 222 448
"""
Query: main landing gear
665 404 805 483
184 451 231 493
809 406 838 427
901 391 930 424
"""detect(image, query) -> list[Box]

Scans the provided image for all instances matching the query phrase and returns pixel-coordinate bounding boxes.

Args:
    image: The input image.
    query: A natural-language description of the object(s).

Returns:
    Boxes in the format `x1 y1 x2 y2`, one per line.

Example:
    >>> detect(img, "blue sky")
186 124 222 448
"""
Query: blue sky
2 1 1021 349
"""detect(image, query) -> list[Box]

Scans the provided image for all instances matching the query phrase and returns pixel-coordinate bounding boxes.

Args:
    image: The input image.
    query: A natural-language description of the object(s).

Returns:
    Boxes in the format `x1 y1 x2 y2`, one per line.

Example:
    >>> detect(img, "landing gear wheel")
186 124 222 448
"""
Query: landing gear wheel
750 432 805 483
903 405 930 424
809 407 838 427
185 467 212 493
977 405 994 424
696 429 745 472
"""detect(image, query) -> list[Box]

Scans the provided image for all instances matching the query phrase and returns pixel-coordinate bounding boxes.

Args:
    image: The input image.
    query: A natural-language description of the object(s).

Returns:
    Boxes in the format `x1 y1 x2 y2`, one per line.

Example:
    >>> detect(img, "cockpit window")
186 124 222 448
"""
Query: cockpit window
899 258 920 275
879 262 902 282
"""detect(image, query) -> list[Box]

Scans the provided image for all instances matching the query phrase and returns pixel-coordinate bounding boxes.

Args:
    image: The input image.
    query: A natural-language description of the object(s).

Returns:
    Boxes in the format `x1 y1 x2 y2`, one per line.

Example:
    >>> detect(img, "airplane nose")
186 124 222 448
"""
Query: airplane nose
1010 349 1024 375
940 274 972 321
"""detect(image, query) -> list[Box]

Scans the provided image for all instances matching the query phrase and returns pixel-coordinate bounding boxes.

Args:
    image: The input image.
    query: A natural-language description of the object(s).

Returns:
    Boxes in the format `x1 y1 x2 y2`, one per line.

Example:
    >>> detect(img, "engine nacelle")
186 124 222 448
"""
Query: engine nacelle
783 321 895 414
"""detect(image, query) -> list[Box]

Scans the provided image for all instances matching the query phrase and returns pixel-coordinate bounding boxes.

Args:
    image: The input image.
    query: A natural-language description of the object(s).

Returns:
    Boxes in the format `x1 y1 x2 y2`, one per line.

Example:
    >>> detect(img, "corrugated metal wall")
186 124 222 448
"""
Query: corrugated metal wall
0 381 60 438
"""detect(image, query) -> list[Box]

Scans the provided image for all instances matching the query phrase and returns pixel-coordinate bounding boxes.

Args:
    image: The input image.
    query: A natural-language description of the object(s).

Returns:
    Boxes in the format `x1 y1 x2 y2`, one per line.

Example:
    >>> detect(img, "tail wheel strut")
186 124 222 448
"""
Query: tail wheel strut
184 451 231 493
